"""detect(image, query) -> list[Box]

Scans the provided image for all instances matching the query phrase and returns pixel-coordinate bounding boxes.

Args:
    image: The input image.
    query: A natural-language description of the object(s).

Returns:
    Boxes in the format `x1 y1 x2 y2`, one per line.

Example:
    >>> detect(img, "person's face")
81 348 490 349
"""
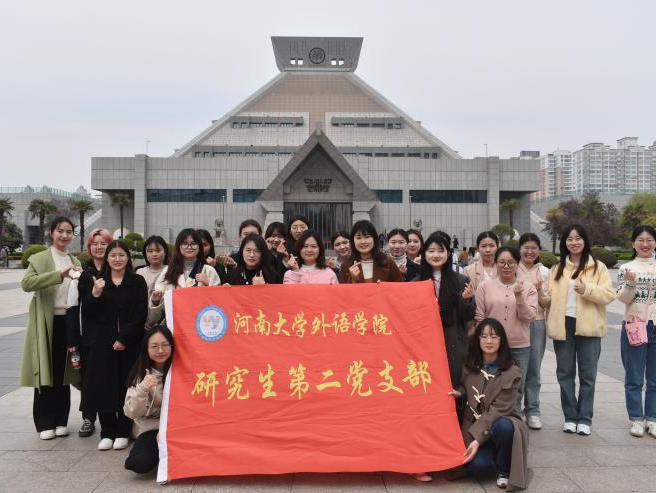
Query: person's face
479 325 501 359
180 236 199 260
333 236 351 258
51 222 73 250
107 247 129 272
425 241 450 271
633 232 655 259
478 238 498 262
300 237 320 264
290 220 308 241
147 332 172 367
89 235 108 261
353 232 374 255
145 243 165 267
496 251 518 281
267 231 285 249
242 240 262 269
387 234 408 257
202 239 211 257
240 225 260 240
565 229 585 256
520 241 539 265
407 234 422 257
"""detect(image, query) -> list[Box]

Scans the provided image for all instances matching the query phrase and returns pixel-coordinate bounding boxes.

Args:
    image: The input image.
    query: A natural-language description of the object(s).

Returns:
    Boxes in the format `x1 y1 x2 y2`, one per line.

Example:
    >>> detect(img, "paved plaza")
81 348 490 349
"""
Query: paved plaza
0 269 654 492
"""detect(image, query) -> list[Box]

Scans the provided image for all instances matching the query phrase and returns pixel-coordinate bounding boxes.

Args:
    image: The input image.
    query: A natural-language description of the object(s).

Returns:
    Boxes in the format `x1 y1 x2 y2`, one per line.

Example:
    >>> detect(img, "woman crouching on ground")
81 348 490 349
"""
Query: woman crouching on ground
124 325 174 474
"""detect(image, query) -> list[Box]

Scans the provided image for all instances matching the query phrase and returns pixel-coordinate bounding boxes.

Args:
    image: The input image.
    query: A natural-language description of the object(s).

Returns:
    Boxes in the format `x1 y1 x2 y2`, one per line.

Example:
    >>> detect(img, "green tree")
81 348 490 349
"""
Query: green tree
70 199 95 252
0 222 23 251
544 206 564 253
0 197 14 245
28 199 57 243
110 192 132 238
620 193 656 236
500 198 521 230
491 224 514 244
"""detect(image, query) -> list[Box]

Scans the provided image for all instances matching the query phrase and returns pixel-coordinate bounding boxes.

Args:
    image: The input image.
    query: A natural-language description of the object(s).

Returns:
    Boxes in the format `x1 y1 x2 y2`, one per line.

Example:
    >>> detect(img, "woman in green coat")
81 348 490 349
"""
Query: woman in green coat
20 216 82 440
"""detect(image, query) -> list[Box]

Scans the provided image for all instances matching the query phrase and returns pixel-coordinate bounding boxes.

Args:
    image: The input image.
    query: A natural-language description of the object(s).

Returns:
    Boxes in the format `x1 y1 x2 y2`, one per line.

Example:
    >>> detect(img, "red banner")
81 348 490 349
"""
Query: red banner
157 280 465 482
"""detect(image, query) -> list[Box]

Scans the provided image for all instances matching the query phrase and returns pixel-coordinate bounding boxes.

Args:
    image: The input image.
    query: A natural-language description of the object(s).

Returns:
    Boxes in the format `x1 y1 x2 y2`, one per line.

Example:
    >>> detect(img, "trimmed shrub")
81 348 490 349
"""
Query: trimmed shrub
592 247 617 268
539 252 558 268
616 251 634 261
505 239 519 247
21 244 48 268
74 252 90 264
124 232 143 242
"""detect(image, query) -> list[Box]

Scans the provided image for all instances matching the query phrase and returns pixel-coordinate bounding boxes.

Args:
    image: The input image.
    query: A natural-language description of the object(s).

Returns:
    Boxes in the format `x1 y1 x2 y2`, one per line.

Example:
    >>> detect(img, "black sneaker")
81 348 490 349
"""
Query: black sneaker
78 418 95 437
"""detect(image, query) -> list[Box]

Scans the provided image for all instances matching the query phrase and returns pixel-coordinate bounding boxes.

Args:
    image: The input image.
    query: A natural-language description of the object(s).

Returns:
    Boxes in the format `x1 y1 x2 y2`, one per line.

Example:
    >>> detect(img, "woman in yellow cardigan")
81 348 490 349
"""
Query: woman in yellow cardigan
542 224 615 436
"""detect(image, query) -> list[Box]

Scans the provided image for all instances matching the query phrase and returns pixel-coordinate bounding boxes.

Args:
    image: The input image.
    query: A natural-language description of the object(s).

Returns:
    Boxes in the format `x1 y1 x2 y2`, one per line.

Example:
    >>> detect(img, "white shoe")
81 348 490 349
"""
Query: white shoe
526 416 542 430
496 474 509 489
98 438 114 450
562 422 577 433
630 420 645 437
55 426 69 437
576 423 591 436
39 429 56 440
410 473 432 482
112 437 129 450
647 422 656 438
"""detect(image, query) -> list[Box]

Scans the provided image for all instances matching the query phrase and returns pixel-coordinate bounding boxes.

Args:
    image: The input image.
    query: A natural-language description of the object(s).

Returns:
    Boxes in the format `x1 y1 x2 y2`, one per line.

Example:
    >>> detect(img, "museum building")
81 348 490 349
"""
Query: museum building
91 36 539 248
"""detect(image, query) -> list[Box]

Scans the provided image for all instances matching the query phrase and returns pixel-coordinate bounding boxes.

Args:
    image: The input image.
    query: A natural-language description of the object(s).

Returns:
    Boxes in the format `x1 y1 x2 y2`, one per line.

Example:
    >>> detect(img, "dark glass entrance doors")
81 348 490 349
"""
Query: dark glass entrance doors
284 202 352 248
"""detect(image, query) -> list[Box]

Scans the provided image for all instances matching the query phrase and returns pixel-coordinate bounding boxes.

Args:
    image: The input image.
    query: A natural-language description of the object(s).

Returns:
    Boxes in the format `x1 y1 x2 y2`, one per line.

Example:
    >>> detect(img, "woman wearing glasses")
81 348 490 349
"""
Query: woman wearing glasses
223 234 281 285
81 241 148 451
149 229 220 326
516 233 550 430
475 246 538 409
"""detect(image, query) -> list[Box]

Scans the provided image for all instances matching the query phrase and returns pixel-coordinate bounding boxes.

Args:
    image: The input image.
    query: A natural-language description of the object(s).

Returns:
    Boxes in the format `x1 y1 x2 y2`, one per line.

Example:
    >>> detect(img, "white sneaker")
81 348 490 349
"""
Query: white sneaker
576 423 591 436
647 422 656 438
630 420 645 437
496 474 509 489
98 438 114 450
562 422 577 434
112 437 129 450
526 416 542 430
55 426 69 437
39 429 56 440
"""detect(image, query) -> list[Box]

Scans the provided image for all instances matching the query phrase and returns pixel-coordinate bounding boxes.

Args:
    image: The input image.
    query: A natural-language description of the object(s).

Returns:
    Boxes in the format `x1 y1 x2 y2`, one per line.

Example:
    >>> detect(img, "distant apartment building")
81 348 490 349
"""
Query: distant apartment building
533 138 655 201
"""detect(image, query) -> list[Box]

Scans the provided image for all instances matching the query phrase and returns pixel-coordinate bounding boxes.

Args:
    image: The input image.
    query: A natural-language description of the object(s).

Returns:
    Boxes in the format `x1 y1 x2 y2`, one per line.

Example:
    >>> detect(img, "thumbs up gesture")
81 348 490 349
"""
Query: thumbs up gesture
142 369 160 389
252 270 265 285
91 276 105 298
349 261 362 282
574 278 586 295
513 280 525 300
625 268 637 285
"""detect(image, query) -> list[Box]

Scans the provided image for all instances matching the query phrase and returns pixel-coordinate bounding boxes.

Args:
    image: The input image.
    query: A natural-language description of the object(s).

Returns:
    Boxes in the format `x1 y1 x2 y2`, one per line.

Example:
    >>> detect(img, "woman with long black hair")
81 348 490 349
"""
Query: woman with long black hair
387 228 420 281
339 220 403 283
543 224 615 436
223 234 282 285
124 325 174 474
82 240 148 451
417 231 475 387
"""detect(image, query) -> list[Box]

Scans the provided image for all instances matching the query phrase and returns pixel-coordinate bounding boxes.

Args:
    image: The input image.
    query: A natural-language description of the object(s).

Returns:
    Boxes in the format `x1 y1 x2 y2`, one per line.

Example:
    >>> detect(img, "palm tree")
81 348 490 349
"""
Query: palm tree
110 192 132 238
28 199 57 243
0 197 14 241
500 198 522 231
70 199 95 252
544 206 563 254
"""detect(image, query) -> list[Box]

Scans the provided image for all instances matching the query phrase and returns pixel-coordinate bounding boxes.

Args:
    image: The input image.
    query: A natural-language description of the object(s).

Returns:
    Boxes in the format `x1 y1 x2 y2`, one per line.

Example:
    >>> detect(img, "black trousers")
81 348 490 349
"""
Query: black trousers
78 345 96 422
33 315 71 432
125 430 159 474
99 410 133 439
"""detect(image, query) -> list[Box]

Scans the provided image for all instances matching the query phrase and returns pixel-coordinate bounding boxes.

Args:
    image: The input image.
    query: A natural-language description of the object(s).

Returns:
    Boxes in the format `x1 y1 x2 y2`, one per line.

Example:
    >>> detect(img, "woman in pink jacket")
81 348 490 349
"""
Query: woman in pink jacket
283 230 339 285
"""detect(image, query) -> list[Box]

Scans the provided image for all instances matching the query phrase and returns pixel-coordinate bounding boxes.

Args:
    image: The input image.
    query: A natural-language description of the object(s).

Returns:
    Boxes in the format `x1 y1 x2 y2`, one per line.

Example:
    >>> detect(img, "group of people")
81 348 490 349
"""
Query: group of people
19 213 655 490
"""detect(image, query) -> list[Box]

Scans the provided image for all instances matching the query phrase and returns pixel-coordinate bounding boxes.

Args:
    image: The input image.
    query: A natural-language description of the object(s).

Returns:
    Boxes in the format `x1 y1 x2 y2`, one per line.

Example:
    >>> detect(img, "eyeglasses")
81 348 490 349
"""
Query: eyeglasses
479 334 500 341
108 253 128 260
181 242 198 249
90 243 107 249
496 260 516 268
520 247 538 253
244 248 261 256
149 343 171 352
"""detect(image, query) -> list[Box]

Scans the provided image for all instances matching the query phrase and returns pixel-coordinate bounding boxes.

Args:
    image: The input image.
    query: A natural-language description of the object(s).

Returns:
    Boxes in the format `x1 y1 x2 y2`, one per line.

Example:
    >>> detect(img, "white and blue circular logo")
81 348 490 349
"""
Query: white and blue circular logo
196 306 228 342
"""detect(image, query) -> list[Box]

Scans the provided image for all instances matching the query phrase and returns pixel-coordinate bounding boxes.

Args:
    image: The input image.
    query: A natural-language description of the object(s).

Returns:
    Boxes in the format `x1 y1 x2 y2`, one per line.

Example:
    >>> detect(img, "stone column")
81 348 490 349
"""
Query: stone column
487 157 500 228
133 154 147 236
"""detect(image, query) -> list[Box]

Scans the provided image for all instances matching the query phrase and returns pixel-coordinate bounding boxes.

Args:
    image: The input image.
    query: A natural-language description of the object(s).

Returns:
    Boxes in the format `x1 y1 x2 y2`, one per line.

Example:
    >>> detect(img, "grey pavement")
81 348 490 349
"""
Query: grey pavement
0 268 654 492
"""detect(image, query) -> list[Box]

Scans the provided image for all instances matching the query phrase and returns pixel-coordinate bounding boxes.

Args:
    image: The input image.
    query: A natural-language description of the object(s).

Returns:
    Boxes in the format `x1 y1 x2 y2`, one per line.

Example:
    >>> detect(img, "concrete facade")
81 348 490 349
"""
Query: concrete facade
91 37 539 249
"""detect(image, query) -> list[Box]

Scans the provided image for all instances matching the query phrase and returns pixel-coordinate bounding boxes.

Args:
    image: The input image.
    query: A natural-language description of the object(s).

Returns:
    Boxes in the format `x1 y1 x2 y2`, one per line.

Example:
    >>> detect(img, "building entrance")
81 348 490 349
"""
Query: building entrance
284 202 352 248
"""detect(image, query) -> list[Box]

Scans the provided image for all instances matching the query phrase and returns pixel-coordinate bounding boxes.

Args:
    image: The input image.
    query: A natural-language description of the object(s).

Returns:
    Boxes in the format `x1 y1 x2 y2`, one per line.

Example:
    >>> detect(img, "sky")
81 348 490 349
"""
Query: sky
1 0 655 192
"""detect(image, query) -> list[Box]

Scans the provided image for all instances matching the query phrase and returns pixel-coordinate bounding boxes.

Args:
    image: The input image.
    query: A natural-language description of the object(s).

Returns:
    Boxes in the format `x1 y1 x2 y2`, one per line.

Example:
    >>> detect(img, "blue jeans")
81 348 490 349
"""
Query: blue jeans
524 320 546 417
465 417 514 477
621 320 656 422
553 317 601 426
510 346 531 412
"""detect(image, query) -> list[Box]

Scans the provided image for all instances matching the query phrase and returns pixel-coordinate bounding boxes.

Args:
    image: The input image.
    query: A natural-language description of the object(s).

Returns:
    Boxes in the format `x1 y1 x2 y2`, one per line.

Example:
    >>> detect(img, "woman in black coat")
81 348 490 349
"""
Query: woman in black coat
82 240 147 451
415 231 475 388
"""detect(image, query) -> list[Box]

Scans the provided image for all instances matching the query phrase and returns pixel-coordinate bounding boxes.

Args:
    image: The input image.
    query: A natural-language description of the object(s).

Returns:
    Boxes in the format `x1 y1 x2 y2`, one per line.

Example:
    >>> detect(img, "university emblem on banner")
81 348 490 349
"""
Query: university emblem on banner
195 306 228 342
